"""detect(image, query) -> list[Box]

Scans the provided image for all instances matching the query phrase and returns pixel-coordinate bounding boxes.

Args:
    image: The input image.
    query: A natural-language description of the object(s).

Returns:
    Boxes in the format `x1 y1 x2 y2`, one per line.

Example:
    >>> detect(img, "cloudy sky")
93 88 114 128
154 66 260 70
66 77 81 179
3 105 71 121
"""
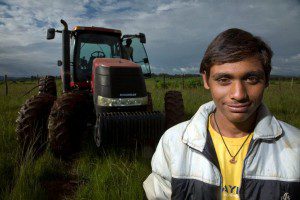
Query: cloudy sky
0 0 299 77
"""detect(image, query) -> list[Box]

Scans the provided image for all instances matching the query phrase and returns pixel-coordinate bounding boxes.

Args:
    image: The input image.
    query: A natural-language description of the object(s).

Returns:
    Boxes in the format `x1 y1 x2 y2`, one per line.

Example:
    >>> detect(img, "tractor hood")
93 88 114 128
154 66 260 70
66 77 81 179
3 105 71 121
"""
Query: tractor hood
93 58 140 68
92 57 147 113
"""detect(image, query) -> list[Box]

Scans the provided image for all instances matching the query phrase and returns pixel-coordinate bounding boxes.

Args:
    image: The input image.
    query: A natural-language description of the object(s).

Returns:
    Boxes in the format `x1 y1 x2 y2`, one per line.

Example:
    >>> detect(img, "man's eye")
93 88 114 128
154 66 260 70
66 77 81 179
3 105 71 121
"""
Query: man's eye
217 78 231 85
246 76 259 84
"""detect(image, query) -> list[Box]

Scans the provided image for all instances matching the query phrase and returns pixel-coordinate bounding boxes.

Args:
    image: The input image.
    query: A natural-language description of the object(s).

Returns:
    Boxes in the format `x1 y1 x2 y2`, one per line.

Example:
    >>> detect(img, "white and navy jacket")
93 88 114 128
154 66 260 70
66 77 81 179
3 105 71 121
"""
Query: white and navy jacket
143 101 300 200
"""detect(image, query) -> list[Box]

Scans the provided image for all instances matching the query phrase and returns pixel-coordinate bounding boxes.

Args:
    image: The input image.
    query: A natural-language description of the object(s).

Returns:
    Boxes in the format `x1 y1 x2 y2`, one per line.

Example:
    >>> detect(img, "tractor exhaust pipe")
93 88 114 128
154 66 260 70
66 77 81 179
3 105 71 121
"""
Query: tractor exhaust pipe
61 19 71 92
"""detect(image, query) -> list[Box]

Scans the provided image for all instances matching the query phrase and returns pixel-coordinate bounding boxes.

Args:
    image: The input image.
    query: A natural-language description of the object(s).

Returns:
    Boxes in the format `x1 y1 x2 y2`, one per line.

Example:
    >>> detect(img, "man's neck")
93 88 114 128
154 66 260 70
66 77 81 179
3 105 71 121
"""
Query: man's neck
211 111 257 138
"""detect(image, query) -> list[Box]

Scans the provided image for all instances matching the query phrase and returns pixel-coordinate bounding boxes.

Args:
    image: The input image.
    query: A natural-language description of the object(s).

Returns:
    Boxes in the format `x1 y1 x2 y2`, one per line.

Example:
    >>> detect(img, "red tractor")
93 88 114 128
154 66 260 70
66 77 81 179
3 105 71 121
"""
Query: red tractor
16 20 184 158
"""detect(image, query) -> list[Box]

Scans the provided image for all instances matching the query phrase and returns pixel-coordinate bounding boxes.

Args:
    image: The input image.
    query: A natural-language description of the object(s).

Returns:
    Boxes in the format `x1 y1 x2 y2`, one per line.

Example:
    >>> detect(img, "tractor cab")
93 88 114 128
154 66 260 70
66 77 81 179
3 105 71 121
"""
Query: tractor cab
71 27 151 87
71 27 122 85
47 22 151 91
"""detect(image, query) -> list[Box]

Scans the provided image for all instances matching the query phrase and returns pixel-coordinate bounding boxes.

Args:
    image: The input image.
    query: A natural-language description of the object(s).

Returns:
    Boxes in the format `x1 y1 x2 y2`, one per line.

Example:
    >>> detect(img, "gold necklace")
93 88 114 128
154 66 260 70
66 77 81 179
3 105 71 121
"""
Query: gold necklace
213 112 252 164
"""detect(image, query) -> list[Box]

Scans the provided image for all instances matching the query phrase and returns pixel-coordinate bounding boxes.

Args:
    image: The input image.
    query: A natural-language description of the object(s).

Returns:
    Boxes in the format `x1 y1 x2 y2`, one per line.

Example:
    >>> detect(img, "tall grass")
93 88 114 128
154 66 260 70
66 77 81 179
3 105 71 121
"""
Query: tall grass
75 152 150 200
0 77 299 200
264 81 300 127
0 81 65 200
0 91 28 199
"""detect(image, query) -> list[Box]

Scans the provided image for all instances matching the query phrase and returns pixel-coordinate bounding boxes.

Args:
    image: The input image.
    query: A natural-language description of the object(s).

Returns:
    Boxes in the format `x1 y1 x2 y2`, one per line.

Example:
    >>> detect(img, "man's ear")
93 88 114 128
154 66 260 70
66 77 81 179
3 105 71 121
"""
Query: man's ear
265 82 269 88
265 78 269 88
202 72 210 89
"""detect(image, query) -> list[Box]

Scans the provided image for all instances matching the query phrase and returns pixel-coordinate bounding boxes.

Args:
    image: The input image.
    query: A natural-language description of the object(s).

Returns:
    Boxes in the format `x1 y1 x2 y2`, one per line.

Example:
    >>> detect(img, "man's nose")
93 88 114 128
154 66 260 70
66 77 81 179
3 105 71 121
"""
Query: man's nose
229 81 248 101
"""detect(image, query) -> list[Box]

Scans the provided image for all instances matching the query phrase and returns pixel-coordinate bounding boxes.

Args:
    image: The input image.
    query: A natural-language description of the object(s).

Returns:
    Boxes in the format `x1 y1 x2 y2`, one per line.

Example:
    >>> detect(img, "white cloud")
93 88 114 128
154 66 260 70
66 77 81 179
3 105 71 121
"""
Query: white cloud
290 53 300 61
0 0 85 47
272 65 300 76
170 66 198 74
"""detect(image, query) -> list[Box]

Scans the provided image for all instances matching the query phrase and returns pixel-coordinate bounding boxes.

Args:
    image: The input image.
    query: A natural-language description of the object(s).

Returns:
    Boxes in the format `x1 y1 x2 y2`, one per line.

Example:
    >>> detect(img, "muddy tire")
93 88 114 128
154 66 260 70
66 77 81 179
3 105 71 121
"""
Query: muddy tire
164 90 185 129
16 94 55 155
147 92 153 112
48 93 88 158
39 76 57 97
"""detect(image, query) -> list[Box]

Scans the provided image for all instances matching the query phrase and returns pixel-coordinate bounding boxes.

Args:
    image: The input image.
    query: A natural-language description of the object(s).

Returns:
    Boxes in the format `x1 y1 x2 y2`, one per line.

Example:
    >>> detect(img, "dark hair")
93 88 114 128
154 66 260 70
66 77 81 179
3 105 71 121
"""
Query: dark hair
126 38 132 44
200 28 273 82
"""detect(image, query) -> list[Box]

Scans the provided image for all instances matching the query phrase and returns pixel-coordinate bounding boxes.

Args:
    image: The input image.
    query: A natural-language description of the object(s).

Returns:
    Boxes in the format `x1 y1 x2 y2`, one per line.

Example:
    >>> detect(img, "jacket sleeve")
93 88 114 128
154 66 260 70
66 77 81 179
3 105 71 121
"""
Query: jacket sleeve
143 134 172 199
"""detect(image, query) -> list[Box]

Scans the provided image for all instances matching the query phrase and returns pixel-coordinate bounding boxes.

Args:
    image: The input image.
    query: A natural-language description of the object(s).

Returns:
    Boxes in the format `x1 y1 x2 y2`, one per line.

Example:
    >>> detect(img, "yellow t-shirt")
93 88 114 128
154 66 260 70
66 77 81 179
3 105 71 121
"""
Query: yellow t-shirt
209 116 253 200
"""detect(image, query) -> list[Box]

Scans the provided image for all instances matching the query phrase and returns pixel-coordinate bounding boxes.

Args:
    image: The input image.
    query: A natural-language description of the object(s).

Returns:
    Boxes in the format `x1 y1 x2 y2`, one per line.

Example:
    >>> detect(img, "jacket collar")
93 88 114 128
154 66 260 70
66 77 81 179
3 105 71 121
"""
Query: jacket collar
182 101 283 152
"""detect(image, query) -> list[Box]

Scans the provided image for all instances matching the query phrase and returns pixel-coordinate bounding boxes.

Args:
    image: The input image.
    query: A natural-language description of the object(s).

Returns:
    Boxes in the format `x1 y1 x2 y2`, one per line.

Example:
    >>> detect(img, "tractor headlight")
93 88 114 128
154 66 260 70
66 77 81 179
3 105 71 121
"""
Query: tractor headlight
98 96 148 107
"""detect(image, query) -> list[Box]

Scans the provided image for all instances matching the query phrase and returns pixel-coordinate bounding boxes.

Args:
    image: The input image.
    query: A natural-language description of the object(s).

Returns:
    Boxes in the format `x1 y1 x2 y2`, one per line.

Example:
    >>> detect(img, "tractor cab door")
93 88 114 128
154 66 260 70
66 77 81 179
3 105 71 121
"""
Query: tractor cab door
122 34 151 77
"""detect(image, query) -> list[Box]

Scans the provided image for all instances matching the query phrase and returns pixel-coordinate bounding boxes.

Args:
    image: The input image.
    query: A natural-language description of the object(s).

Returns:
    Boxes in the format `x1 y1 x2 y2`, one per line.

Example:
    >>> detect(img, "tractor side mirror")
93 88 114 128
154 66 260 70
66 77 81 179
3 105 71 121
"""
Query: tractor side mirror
57 60 62 66
139 33 146 43
144 73 151 78
47 28 56 40
143 58 149 63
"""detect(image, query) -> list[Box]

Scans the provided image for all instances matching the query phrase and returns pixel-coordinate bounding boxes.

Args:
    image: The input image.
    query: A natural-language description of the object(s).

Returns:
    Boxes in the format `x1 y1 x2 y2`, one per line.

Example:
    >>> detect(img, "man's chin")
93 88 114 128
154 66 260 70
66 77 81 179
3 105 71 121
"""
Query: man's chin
224 112 253 123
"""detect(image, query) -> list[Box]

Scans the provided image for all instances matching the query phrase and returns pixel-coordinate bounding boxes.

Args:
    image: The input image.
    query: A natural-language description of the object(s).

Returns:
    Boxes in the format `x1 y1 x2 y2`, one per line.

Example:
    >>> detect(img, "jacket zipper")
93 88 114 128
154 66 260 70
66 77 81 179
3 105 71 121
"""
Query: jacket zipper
188 145 223 199
201 152 223 200
239 138 259 200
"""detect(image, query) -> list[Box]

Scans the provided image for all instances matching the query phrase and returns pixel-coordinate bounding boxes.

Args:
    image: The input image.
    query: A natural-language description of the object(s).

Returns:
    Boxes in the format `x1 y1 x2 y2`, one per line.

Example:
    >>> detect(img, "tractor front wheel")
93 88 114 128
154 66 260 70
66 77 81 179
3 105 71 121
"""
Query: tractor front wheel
164 90 185 129
48 93 88 159
16 94 55 155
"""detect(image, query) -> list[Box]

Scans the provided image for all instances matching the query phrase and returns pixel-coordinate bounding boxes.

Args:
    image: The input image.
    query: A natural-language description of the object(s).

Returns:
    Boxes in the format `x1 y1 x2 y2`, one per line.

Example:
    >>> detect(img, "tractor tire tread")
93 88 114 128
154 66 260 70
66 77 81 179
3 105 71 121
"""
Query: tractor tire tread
16 93 55 154
164 90 185 129
38 76 57 97
48 92 89 159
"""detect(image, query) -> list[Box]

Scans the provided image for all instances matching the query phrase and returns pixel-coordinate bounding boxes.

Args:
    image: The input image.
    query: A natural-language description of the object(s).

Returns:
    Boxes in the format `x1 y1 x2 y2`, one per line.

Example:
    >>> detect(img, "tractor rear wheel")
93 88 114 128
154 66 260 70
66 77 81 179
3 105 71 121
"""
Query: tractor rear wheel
147 92 153 112
16 94 55 155
39 76 57 97
48 93 88 158
164 90 185 129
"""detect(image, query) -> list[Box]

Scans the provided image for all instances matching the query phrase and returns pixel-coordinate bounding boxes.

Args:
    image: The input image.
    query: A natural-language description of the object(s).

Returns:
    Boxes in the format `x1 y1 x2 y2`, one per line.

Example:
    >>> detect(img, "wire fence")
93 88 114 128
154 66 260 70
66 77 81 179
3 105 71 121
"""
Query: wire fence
1 74 298 96
1 75 40 96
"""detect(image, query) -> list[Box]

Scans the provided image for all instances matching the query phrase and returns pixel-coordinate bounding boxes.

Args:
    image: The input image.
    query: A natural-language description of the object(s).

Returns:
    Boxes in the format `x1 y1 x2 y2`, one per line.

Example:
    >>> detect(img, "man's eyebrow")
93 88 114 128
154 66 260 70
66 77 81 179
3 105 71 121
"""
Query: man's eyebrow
212 73 233 79
244 71 265 78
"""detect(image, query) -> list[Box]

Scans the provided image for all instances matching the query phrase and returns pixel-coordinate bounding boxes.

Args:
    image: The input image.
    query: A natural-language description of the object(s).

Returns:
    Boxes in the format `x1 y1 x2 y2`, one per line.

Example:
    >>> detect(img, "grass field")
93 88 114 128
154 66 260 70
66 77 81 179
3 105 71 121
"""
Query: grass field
0 77 299 199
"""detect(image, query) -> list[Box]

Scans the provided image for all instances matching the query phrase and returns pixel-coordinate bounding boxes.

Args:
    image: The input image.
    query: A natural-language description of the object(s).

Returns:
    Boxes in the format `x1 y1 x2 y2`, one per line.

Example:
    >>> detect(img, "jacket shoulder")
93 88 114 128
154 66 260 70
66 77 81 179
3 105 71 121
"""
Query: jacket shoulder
244 120 300 182
278 120 300 141
150 121 190 181
161 121 190 146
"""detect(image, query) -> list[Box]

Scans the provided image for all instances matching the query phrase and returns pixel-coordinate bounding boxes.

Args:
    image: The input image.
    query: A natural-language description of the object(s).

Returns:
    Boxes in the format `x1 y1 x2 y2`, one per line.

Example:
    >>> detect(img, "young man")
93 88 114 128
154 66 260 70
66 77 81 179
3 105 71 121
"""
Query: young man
143 28 300 199
123 38 134 61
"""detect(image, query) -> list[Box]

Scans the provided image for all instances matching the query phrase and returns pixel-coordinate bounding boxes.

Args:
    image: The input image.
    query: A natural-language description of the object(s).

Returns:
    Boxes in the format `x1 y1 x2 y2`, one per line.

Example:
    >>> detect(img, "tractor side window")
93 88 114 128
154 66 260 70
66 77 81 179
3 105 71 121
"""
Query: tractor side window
122 38 151 76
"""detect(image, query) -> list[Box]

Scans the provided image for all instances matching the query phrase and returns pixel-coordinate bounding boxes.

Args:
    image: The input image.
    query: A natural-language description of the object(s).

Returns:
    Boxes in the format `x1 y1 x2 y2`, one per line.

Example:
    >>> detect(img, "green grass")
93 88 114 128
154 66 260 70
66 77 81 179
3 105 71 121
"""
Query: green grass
0 77 299 200
264 81 300 127
74 152 150 200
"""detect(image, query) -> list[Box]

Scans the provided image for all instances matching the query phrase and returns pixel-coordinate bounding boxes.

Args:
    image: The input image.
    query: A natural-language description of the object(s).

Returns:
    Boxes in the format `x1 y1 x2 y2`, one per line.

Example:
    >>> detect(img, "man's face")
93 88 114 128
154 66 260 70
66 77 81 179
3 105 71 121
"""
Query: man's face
202 57 267 123
126 39 132 45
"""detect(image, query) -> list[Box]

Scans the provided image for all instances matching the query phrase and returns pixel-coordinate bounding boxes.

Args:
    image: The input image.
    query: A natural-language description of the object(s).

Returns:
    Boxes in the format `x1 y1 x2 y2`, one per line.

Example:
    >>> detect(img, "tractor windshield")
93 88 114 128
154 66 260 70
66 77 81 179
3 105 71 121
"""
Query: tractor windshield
73 33 122 82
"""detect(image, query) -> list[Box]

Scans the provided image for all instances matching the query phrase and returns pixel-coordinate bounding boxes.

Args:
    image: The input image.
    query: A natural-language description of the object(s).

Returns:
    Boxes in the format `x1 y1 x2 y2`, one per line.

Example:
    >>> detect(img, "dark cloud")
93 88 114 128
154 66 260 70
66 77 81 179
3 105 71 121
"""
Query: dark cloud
0 42 60 76
0 0 299 77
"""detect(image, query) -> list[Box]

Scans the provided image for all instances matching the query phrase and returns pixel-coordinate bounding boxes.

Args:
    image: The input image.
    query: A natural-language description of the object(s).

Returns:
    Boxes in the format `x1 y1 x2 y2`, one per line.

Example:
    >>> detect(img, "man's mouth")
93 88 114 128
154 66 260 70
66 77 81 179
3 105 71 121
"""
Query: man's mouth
226 102 251 113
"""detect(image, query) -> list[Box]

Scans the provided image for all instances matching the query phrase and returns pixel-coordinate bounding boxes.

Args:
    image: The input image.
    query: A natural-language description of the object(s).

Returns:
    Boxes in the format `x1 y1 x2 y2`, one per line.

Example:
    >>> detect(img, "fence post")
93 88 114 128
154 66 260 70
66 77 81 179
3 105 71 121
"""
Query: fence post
290 77 294 88
163 74 166 89
182 74 185 89
278 77 281 91
4 74 8 96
